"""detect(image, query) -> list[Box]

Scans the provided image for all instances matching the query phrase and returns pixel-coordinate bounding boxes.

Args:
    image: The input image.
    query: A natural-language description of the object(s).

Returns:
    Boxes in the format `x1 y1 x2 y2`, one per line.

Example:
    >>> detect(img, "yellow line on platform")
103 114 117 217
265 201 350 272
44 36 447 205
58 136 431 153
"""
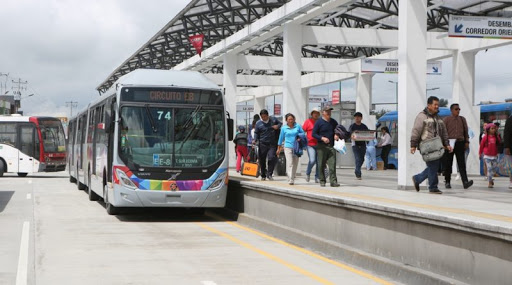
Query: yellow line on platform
197 222 335 285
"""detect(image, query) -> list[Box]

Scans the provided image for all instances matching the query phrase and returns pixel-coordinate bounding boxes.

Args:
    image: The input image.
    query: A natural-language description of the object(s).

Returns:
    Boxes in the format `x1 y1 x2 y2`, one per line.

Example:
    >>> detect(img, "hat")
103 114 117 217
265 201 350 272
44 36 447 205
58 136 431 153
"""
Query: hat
322 106 333 112
238 125 246 131
353 112 363 117
485 123 496 130
310 108 320 115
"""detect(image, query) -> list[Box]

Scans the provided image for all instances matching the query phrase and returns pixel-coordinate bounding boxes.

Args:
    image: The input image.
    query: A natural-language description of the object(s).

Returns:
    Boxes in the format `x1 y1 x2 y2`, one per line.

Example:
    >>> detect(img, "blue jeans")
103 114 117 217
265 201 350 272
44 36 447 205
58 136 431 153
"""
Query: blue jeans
306 146 319 179
414 159 441 191
352 145 366 177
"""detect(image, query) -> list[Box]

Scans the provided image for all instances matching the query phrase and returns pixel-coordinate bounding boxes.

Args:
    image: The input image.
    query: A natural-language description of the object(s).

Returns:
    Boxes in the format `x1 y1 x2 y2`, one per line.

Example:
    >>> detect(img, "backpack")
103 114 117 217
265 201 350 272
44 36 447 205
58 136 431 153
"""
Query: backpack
335 124 350 140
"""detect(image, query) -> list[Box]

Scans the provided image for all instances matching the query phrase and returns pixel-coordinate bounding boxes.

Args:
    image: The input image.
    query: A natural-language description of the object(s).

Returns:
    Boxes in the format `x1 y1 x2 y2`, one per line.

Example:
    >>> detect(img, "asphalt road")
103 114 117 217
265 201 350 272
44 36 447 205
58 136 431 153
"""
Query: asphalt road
0 172 399 285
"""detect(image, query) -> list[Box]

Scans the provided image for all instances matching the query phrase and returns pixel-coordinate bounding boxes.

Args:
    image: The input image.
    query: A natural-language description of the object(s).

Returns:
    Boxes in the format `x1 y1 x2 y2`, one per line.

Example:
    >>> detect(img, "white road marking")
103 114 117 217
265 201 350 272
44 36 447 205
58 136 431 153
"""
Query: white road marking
16 221 30 285
201 281 217 285
26 194 31 199
28 180 32 184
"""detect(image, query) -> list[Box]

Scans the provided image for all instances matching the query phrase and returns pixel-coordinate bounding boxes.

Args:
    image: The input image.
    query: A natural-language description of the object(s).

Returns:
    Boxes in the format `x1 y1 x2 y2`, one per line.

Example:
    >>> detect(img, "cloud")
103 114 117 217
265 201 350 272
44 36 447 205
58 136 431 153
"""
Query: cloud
0 0 189 116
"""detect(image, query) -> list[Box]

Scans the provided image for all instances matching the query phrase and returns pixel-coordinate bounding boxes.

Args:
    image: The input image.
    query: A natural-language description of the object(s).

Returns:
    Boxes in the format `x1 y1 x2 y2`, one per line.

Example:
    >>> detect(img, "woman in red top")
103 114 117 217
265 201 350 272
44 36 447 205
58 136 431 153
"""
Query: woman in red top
479 123 501 188
302 108 320 183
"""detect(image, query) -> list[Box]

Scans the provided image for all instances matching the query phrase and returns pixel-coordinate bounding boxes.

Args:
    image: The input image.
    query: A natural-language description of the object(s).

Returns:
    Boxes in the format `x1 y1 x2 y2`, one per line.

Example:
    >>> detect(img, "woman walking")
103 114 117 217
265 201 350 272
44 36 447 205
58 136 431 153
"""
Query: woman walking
377 126 392 170
302 108 320 183
277 113 305 185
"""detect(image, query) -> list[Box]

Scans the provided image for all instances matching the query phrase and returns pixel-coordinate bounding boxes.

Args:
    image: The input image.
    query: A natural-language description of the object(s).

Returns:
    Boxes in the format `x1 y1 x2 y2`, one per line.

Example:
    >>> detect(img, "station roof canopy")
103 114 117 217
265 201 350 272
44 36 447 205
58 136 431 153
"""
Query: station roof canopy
97 0 512 93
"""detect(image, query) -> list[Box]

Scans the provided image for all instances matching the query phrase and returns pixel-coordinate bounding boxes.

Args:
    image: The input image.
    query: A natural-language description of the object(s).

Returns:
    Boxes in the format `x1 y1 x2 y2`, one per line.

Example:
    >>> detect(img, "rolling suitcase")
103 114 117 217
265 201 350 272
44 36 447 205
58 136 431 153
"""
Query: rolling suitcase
241 161 260 178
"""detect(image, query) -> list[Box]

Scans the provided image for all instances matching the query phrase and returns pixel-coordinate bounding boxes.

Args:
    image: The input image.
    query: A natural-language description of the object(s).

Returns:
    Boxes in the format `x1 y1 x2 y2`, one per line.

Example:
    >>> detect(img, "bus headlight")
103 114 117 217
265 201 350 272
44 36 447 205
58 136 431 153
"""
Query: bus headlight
208 172 226 190
115 168 137 189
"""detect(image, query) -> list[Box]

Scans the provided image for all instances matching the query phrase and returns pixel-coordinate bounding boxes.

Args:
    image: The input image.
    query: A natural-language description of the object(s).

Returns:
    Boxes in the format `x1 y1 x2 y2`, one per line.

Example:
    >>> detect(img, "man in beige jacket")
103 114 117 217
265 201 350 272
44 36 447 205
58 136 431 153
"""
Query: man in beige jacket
410 96 452 194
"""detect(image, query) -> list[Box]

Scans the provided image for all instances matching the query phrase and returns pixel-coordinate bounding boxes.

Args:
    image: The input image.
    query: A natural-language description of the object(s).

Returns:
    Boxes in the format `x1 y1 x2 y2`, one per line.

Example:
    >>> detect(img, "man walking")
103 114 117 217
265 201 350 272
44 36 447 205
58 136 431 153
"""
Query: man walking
254 109 282 181
349 112 369 180
411 96 452 194
312 106 341 187
443 104 473 189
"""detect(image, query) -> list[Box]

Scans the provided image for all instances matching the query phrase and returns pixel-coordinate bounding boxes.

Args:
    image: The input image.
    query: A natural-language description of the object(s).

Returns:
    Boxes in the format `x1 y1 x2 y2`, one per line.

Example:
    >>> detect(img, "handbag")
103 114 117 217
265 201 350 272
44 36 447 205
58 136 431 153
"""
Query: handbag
419 136 444 162
334 139 347 155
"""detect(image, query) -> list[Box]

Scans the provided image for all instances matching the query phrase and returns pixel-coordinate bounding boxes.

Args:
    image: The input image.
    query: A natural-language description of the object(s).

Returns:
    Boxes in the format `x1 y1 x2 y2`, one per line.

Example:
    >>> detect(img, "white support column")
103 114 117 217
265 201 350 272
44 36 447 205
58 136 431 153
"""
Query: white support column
452 50 479 175
356 73 376 128
398 0 428 189
282 23 307 124
223 53 238 168
254 96 266 114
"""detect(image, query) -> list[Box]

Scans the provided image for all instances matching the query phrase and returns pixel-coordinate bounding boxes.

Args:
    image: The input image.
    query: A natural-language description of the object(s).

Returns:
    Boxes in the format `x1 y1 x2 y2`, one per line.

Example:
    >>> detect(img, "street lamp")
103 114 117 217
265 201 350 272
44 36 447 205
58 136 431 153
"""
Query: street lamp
388 80 398 110
16 94 34 114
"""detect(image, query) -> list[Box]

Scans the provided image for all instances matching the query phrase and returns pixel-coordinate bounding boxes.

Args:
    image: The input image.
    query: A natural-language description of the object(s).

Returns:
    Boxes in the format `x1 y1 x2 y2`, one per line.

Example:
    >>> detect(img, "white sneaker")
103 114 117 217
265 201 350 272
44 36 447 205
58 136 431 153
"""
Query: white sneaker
455 174 460 181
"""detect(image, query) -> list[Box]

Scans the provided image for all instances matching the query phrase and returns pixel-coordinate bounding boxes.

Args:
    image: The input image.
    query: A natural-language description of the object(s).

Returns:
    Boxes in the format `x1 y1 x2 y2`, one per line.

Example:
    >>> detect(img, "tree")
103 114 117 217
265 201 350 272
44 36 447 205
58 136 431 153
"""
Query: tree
439 98 449 107
374 109 390 120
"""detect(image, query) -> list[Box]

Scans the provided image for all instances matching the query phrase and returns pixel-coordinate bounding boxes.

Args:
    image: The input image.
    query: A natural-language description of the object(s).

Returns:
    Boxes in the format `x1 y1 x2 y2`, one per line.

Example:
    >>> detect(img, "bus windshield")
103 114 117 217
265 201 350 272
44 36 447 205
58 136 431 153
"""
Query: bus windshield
119 105 225 169
39 119 66 153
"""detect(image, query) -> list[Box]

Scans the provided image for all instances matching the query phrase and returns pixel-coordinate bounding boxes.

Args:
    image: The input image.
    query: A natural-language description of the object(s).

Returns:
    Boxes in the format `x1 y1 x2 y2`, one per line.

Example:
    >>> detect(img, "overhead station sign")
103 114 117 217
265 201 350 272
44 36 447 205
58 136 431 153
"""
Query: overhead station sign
361 59 442 75
449 15 512 39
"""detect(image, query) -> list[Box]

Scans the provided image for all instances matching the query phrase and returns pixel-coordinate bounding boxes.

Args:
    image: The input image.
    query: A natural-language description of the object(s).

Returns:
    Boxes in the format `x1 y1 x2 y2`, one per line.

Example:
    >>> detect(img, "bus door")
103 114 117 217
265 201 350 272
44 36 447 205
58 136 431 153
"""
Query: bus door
18 124 39 173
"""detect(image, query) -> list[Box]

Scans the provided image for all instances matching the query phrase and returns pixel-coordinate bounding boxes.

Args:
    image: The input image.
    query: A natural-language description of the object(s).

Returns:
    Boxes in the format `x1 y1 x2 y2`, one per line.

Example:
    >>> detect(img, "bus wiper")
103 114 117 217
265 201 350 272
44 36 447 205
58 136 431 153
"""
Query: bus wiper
145 105 158 133
183 105 202 130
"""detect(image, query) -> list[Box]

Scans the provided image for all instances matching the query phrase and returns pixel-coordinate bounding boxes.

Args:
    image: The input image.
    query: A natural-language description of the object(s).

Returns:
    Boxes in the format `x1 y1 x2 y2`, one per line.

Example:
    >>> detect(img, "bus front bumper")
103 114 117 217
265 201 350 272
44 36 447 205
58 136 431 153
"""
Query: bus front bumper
111 184 227 208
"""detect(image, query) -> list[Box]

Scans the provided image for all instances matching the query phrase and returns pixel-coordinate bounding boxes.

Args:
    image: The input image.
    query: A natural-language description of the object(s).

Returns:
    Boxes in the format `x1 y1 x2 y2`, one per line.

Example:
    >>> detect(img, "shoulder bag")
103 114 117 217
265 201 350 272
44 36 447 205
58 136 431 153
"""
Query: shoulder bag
418 117 445 162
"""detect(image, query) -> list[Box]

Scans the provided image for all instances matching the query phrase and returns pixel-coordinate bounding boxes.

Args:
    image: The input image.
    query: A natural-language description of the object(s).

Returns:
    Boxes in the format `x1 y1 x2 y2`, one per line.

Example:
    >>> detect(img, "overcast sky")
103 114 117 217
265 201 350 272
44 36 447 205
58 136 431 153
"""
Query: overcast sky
1 0 512 118
0 0 190 116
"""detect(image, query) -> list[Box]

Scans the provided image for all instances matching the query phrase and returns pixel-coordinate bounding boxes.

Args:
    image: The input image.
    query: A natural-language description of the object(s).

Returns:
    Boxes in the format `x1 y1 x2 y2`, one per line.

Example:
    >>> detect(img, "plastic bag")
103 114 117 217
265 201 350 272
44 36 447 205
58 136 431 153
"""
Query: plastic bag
334 139 347 155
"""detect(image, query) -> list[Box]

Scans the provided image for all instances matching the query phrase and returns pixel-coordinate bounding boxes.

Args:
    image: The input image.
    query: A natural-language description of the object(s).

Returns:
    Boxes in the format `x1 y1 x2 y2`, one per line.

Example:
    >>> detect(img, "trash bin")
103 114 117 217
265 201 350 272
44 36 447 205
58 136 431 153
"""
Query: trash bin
275 150 286 176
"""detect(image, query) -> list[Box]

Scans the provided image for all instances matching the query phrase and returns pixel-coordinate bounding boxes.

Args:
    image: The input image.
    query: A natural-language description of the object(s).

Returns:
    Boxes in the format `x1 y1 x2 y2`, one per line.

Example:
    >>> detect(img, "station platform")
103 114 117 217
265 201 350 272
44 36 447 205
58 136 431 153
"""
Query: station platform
225 167 512 285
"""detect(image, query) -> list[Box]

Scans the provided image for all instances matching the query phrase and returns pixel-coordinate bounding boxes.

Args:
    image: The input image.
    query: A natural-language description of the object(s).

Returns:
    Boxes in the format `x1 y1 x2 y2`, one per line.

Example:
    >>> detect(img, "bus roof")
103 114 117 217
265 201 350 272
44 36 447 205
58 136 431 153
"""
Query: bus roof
114 69 221 91
0 116 60 123
480 102 512 113
378 107 451 122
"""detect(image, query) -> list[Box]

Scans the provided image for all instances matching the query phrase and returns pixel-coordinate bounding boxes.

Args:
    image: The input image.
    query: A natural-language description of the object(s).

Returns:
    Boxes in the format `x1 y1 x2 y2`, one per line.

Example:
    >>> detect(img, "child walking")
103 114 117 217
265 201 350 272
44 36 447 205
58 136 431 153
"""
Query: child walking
233 126 249 173
479 123 501 188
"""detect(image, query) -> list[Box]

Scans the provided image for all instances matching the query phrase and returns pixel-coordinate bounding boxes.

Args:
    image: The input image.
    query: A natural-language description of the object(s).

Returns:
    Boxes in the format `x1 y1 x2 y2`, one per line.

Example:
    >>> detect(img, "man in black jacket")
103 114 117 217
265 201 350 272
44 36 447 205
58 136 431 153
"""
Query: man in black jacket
254 109 282 180
503 115 512 189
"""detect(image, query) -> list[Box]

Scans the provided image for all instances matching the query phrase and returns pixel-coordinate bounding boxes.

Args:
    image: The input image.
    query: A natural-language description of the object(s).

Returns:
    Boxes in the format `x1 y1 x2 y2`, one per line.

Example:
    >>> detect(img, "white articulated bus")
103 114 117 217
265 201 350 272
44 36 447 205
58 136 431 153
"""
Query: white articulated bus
67 69 233 215
0 115 67 176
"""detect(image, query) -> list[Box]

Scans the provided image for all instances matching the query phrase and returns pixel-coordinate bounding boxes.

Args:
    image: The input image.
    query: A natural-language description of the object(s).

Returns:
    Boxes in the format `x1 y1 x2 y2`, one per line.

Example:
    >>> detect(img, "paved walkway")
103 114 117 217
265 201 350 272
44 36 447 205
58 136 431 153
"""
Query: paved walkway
230 167 512 232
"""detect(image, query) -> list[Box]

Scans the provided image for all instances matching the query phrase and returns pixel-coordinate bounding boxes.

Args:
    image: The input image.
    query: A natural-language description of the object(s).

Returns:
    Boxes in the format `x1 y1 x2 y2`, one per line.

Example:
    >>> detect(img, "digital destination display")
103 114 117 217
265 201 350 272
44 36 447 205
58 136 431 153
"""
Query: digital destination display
121 87 223 105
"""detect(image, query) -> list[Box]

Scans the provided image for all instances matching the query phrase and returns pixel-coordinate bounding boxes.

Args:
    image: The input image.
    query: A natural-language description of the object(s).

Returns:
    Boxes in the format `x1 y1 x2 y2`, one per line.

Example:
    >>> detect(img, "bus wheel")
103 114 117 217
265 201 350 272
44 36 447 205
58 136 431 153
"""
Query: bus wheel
17 173 28 177
88 176 100 201
0 160 5 177
104 184 119 215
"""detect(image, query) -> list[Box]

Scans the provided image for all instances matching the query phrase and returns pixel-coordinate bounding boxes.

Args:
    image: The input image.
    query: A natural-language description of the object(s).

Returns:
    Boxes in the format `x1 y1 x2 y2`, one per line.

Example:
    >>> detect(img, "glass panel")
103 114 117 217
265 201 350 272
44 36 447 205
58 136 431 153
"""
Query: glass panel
20 125 35 157
39 120 66 153
0 123 17 146
119 106 224 168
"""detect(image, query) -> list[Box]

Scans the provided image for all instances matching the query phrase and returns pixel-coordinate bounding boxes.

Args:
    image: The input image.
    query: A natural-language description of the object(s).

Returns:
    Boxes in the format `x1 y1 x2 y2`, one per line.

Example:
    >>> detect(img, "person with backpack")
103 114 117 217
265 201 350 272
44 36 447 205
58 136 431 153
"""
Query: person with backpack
233 126 249 173
302 108 321 183
312 106 341 187
480 123 501 188
277 113 305 185
254 109 282 181
349 112 369 180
